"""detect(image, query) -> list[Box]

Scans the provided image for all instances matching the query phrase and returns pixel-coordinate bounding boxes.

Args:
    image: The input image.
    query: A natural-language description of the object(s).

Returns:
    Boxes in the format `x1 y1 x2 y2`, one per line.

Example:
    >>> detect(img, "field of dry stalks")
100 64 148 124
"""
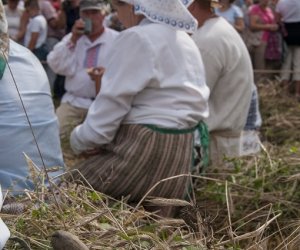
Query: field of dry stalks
1 79 300 249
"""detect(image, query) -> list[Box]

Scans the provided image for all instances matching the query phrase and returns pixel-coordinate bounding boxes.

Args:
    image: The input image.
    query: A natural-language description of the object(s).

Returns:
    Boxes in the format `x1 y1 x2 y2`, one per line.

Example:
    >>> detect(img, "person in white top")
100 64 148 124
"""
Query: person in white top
189 0 260 165
47 0 119 138
4 0 24 41
215 0 245 33
275 0 300 99
24 0 48 61
69 0 209 217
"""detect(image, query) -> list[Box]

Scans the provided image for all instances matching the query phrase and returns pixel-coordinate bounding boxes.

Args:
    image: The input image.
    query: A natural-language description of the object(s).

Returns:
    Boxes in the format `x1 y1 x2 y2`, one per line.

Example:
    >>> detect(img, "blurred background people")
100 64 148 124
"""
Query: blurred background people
53 0 80 100
248 0 278 81
23 0 48 61
17 0 64 91
215 0 245 33
275 0 300 99
57 0 80 34
4 0 24 41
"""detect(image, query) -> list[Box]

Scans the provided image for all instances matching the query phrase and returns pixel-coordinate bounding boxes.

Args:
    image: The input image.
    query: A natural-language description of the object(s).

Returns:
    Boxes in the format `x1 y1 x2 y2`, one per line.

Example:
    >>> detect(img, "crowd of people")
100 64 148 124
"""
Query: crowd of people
0 0 299 225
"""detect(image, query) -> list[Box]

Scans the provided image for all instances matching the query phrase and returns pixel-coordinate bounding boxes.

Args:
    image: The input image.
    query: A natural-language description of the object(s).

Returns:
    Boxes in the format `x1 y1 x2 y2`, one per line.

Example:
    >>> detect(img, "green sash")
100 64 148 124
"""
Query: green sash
0 57 6 79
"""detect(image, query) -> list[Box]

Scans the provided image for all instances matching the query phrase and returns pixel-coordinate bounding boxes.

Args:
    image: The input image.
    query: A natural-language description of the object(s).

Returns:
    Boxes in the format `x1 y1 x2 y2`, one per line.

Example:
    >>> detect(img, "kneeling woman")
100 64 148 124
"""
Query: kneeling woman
70 0 210 216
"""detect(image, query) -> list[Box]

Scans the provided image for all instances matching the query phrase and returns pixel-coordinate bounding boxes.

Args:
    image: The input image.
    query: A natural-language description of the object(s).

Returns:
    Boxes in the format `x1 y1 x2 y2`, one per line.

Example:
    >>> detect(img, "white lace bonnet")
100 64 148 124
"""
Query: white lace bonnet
119 0 198 33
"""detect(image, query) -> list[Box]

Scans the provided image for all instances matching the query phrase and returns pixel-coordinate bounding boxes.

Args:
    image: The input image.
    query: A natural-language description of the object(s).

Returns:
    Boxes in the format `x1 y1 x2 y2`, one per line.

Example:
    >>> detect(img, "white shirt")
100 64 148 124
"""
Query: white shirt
47 28 119 109
24 14 47 48
192 17 253 132
276 0 300 23
70 19 209 154
4 5 24 40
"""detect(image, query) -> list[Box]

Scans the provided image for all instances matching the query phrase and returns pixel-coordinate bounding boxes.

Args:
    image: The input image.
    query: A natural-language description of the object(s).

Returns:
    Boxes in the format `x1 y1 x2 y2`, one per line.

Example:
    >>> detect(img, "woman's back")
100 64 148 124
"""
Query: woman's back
0 40 64 193
97 19 209 130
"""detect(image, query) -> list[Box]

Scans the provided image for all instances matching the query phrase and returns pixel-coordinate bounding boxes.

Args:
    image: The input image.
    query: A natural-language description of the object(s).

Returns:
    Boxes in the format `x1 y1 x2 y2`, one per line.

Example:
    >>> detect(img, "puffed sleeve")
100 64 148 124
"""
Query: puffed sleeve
70 29 155 154
46 33 78 76
200 49 222 92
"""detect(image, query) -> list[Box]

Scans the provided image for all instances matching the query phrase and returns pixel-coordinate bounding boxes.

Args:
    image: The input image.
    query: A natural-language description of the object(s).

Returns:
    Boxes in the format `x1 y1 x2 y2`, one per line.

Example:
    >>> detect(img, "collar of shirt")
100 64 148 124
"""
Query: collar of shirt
81 27 111 47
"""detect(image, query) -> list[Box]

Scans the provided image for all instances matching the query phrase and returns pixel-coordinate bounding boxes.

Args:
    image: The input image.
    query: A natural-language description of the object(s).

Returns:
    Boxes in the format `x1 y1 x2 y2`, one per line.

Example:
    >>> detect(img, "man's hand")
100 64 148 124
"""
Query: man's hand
70 19 85 44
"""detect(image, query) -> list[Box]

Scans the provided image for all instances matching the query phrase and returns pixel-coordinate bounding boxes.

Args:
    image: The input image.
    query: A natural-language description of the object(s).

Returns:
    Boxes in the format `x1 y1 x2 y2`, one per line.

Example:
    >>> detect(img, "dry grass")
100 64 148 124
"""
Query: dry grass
1 79 300 249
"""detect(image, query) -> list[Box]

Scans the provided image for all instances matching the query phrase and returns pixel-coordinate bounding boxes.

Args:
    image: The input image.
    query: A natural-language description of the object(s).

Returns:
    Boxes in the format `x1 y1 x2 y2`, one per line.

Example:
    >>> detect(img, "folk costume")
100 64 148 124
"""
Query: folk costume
192 16 255 164
0 0 64 193
47 0 119 138
70 0 210 216
0 1 10 241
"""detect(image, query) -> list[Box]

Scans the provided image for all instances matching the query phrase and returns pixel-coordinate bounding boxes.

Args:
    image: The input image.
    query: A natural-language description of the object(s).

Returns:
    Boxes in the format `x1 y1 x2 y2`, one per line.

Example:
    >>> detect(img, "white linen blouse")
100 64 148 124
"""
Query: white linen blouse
70 18 210 154
47 28 119 109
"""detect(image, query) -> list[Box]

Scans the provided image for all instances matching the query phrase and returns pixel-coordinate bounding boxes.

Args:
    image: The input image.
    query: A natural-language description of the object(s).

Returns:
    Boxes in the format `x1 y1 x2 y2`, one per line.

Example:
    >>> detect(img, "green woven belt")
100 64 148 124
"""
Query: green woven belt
144 122 210 171
0 57 6 79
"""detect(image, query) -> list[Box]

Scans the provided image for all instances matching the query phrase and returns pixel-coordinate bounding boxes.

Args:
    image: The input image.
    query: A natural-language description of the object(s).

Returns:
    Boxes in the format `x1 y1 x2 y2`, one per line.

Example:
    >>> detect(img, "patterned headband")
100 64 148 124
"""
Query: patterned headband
119 0 198 33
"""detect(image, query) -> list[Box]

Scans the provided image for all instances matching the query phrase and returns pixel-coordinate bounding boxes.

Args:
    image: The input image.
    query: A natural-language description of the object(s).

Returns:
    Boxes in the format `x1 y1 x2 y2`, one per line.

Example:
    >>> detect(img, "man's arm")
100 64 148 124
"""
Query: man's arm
27 32 39 51
16 11 29 43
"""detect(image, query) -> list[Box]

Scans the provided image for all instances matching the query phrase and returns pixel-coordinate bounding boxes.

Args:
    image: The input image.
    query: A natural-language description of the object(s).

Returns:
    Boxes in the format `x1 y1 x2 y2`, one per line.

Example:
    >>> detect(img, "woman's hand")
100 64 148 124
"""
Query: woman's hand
267 23 278 32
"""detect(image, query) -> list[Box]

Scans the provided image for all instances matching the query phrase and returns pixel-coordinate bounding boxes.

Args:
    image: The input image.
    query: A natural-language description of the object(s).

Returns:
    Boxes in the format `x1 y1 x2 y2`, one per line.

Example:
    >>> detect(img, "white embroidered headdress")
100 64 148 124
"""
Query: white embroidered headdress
120 0 198 33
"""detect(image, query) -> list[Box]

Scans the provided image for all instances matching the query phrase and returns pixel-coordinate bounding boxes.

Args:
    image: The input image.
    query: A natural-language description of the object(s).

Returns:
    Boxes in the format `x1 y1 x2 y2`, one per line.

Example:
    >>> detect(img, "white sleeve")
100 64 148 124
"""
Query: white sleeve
30 18 42 33
70 30 154 153
0 185 10 249
46 34 78 76
200 49 222 92
235 6 244 18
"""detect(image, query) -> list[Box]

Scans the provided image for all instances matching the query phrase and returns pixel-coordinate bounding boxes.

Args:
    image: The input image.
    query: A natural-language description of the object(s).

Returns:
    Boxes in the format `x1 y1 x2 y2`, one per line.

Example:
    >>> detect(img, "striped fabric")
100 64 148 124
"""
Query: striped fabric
70 124 194 216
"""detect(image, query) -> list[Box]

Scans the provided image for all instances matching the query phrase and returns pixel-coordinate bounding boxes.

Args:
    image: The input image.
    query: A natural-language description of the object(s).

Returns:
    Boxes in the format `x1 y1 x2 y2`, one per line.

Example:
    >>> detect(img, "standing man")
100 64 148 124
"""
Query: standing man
47 0 119 138
23 0 48 60
188 0 260 165
275 0 300 99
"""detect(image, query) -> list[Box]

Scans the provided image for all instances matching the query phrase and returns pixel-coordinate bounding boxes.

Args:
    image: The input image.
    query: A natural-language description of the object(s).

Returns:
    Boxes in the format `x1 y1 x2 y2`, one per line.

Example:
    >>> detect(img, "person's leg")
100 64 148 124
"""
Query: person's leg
53 75 66 101
292 46 300 99
281 46 293 92
56 102 88 139
70 124 194 217
253 42 267 82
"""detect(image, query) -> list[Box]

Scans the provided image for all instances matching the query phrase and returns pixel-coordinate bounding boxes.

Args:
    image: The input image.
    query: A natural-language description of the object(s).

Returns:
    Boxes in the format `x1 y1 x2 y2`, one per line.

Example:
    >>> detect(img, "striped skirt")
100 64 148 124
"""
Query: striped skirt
70 124 194 216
